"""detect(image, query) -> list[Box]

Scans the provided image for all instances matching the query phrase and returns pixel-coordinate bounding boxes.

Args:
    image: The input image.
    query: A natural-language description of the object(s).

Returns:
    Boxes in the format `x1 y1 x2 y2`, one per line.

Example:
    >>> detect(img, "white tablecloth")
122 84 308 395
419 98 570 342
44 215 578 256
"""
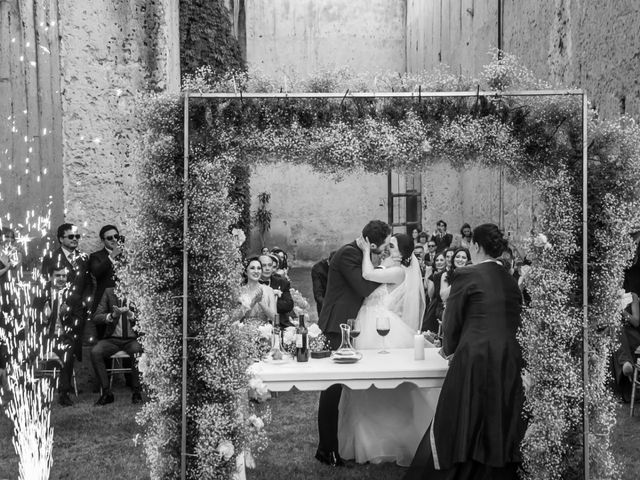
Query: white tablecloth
249 347 449 391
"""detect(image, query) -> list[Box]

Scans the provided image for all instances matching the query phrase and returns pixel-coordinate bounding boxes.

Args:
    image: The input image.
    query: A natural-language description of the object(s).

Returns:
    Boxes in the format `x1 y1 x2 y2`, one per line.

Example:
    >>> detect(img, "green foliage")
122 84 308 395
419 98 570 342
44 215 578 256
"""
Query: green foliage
179 0 244 77
253 192 272 249
133 53 640 479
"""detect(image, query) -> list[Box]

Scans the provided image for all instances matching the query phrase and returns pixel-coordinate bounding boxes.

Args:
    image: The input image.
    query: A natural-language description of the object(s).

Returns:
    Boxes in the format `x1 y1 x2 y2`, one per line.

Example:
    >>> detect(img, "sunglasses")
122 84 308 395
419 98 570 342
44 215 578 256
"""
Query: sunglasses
427 244 436 248
104 235 120 241
64 234 81 240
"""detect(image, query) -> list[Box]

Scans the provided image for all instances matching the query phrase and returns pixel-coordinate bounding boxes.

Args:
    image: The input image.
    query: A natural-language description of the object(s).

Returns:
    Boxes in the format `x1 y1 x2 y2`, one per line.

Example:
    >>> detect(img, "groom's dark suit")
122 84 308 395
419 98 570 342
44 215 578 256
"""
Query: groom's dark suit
318 242 379 334
316 241 380 464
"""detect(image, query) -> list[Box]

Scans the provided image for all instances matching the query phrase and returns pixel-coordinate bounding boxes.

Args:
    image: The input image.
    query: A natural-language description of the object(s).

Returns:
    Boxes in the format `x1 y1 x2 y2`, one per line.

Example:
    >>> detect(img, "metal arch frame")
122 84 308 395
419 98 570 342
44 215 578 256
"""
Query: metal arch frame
180 89 590 480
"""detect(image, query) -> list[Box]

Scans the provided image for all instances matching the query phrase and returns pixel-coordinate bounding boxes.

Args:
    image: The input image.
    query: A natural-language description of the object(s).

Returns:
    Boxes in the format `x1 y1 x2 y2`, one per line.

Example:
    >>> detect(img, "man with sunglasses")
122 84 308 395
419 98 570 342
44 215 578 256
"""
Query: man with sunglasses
89 225 124 341
41 223 93 378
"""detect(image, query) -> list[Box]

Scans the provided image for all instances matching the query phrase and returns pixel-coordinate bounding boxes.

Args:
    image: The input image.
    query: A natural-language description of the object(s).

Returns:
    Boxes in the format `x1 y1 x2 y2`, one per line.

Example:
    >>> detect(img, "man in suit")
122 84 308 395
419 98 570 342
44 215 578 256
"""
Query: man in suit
315 220 391 467
311 252 335 316
89 225 124 341
91 287 143 405
33 264 84 406
432 220 453 254
40 223 93 366
258 254 295 327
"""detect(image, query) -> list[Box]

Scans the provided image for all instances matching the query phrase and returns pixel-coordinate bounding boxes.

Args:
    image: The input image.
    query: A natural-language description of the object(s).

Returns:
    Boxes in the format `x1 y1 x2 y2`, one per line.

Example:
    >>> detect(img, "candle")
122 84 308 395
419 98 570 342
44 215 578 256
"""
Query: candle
414 331 425 360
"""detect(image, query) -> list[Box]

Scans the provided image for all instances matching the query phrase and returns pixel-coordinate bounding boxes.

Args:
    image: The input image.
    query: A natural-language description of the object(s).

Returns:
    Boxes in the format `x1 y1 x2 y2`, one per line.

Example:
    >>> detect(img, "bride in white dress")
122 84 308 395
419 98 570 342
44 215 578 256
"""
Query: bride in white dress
338 233 434 467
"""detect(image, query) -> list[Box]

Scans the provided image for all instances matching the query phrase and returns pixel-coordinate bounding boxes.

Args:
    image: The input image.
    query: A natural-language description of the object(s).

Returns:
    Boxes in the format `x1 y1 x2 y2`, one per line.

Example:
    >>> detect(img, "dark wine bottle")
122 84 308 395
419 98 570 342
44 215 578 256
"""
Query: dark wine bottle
295 314 309 362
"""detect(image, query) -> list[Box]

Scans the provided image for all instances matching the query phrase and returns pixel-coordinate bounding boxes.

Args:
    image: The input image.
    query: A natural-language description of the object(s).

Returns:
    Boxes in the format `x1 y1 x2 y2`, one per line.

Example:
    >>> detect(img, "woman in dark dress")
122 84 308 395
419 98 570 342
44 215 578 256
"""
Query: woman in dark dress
405 223 526 480
421 252 446 333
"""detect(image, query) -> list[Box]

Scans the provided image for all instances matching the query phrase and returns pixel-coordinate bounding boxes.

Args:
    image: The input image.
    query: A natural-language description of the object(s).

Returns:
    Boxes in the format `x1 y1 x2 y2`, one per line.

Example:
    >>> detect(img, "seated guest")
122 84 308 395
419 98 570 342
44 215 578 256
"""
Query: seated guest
260 246 270 255
440 247 472 305
259 254 294 327
624 229 640 296
311 252 335 316
422 252 447 333
417 231 430 247
453 223 473 249
432 220 453 254
239 256 276 325
0 227 23 317
423 239 438 268
33 264 83 406
91 287 143 405
613 290 640 400
89 225 124 342
411 227 422 246
270 247 289 279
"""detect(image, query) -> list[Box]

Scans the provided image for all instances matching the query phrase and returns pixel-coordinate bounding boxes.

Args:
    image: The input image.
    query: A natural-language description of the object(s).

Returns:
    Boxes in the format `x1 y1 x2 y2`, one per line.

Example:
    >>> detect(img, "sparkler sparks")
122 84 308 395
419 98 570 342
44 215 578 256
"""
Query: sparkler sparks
0 211 55 480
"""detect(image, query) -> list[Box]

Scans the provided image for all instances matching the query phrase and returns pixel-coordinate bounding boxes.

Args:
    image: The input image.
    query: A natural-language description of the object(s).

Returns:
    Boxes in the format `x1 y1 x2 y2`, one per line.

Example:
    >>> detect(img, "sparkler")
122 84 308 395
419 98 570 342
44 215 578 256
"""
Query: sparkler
0 210 55 480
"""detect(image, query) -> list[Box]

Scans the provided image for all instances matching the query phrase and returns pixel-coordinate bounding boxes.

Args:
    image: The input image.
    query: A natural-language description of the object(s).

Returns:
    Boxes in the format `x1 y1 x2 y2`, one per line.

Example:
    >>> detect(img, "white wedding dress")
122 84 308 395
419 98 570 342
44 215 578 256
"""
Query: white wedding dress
338 264 437 467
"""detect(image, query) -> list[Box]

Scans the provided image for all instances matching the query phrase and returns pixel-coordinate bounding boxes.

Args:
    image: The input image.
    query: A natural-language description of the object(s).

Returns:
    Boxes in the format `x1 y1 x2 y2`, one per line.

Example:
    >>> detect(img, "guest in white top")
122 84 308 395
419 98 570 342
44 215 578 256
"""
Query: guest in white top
239 256 276 325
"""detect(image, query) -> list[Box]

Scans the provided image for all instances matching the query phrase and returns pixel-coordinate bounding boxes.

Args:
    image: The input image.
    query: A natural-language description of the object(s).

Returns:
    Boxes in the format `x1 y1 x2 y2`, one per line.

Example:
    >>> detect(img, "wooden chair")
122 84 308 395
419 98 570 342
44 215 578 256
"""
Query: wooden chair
35 352 78 397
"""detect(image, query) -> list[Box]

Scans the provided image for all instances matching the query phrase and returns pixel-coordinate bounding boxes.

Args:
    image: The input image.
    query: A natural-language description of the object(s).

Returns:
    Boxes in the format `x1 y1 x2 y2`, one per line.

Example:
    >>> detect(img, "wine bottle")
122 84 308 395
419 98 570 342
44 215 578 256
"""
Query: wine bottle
295 314 309 362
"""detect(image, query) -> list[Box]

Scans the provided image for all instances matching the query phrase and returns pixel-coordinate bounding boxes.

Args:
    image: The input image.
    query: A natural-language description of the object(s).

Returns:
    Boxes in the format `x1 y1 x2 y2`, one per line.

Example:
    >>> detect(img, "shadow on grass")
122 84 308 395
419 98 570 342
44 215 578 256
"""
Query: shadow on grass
246 389 407 480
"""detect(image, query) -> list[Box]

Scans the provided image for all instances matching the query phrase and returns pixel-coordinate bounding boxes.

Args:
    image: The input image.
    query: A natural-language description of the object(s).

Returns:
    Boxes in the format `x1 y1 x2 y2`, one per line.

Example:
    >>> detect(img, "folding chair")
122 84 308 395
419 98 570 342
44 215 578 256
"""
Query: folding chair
35 351 79 397
106 350 134 389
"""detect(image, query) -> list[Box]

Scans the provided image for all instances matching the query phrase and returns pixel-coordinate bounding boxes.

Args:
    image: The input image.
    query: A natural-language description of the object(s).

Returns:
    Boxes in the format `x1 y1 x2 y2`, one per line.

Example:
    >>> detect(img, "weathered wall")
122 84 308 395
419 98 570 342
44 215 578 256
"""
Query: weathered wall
406 0 497 77
421 163 536 242
0 0 65 233
57 0 179 251
502 0 640 119
244 0 407 77
249 162 387 262
408 0 640 119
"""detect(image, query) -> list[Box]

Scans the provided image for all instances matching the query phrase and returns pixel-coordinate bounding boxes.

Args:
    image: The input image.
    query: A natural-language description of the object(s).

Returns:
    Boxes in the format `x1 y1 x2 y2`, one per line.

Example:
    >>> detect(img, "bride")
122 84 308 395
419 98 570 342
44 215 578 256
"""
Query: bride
338 232 432 467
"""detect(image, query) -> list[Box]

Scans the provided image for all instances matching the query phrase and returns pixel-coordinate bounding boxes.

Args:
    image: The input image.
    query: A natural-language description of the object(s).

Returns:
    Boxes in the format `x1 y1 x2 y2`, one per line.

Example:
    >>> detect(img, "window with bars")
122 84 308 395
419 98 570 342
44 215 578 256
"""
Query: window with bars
387 170 422 235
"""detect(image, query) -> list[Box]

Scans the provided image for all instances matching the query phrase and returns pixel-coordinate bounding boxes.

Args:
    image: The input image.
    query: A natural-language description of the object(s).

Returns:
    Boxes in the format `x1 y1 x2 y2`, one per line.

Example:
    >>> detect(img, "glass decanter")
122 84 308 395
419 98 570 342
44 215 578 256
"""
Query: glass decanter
266 319 288 362
335 323 356 356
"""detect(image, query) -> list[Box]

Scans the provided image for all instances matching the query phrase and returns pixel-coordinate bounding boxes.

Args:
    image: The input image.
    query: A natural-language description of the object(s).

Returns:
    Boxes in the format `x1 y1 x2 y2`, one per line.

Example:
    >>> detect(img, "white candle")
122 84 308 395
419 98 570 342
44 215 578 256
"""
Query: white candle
414 331 425 360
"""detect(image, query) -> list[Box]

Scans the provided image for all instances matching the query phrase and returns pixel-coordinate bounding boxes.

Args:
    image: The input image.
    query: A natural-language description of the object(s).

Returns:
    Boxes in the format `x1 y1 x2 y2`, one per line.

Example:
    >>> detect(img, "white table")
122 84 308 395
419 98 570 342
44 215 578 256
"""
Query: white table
249 347 449 391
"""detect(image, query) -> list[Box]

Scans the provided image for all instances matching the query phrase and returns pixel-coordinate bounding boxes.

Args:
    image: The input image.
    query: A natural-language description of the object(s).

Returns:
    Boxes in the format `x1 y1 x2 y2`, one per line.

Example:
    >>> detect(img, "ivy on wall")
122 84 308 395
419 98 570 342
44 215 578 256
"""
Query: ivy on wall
179 0 244 77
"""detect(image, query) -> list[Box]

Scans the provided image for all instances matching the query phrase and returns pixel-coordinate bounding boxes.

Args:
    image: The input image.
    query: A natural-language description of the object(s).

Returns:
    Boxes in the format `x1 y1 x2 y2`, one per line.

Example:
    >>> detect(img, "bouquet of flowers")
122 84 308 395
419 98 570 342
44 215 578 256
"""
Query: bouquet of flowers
307 323 329 352
290 288 311 319
279 322 329 356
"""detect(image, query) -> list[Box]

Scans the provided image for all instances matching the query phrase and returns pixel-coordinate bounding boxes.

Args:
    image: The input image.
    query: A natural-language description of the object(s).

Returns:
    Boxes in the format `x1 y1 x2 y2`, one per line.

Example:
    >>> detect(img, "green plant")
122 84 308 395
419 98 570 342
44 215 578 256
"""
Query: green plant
253 192 272 250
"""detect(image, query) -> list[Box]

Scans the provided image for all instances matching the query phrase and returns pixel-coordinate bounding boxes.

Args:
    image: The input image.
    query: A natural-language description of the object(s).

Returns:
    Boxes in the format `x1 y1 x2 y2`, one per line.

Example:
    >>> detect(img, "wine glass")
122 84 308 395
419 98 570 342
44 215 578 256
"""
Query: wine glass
376 316 390 354
347 318 361 349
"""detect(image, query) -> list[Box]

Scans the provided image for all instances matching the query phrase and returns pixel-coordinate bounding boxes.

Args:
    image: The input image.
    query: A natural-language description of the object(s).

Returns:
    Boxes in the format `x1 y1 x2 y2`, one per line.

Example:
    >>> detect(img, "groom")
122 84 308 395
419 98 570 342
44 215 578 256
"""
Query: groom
315 219 392 466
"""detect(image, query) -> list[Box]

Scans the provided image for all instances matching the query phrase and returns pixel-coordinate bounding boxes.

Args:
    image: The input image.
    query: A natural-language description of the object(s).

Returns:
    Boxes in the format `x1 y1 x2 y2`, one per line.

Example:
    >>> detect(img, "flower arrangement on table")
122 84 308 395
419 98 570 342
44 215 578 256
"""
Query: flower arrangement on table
256 322 329 358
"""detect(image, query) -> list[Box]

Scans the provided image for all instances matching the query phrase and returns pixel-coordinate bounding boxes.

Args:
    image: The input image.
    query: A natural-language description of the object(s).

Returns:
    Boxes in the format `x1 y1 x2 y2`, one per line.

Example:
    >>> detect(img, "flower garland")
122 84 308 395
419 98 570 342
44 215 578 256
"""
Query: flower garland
131 53 640 479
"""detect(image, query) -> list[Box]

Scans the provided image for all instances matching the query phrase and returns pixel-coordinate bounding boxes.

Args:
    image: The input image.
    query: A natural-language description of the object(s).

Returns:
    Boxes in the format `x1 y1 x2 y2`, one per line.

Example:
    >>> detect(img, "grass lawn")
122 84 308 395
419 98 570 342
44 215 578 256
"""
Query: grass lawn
1 267 639 479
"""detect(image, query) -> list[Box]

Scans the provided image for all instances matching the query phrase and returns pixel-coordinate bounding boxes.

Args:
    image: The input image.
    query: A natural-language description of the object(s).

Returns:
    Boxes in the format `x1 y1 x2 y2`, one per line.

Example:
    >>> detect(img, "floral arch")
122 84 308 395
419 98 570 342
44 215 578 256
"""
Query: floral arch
128 54 640 480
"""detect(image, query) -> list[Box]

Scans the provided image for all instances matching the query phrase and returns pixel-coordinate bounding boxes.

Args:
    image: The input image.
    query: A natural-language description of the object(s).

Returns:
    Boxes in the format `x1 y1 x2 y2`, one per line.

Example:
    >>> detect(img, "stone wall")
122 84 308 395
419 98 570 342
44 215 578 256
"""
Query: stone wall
249 162 387 262
57 0 179 251
243 0 406 77
407 0 640 119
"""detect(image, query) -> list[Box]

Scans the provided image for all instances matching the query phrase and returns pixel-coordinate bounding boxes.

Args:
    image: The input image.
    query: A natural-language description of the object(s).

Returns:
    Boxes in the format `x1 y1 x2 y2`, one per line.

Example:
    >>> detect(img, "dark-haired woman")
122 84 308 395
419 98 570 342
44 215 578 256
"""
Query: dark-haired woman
239 256 276 324
422 248 456 333
338 233 430 466
421 252 446 332
405 224 526 480
417 231 430 247
454 223 473 250
439 247 472 306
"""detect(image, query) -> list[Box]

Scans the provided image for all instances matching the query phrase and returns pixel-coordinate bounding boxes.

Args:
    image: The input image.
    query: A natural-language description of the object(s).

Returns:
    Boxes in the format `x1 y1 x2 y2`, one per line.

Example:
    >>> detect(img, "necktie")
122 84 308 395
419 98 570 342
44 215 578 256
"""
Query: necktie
121 300 128 339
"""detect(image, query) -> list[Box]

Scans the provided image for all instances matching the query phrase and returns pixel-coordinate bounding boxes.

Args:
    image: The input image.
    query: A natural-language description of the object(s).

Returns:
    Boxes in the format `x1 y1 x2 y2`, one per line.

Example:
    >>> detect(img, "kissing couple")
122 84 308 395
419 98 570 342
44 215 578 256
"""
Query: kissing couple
315 219 431 467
